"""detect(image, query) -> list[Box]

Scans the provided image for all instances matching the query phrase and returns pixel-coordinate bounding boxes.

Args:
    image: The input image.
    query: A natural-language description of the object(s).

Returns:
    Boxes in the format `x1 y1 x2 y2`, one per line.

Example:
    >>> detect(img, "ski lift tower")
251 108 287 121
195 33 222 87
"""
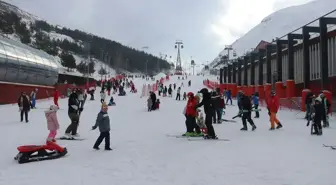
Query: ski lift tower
174 40 183 75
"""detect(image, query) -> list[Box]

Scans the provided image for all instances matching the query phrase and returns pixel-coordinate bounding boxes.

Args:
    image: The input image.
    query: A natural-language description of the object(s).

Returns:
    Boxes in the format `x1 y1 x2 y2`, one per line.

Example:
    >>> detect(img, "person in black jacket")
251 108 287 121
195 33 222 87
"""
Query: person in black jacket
150 91 157 110
319 93 331 128
196 88 218 139
212 90 221 124
18 92 30 123
240 93 257 131
64 90 81 138
310 97 323 135
305 91 314 120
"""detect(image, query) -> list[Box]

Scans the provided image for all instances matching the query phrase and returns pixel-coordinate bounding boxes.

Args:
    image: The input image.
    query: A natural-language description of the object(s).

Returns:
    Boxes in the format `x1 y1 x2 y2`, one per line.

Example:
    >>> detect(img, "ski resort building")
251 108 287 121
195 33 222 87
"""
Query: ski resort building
211 13 336 111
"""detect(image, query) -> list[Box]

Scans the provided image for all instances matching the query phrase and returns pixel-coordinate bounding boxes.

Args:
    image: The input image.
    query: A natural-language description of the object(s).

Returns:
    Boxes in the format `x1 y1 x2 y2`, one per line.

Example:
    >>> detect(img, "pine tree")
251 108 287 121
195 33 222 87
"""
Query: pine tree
60 52 76 71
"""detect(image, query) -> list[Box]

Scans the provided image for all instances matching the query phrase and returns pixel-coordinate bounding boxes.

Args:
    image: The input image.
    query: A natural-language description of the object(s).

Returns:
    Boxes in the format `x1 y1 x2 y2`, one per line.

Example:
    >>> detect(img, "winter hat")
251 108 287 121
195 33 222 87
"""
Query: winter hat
50 105 59 111
187 92 194 97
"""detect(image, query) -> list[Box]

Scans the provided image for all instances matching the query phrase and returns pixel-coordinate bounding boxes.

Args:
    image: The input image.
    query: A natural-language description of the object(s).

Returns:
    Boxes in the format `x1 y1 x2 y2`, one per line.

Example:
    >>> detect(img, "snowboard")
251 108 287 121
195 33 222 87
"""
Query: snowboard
56 137 86 141
188 138 230 141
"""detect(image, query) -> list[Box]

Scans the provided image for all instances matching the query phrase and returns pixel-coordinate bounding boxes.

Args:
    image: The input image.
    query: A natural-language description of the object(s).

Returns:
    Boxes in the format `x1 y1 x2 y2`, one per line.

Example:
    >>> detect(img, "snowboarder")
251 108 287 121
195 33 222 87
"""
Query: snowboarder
240 93 257 131
196 88 218 139
267 91 283 130
18 92 30 123
92 102 112 150
45 105 60 143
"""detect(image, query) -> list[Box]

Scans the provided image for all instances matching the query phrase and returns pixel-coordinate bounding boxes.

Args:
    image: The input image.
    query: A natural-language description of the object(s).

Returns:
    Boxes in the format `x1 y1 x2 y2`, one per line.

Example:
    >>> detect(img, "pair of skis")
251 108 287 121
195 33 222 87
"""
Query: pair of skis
323 144 336 150
166 134 229 141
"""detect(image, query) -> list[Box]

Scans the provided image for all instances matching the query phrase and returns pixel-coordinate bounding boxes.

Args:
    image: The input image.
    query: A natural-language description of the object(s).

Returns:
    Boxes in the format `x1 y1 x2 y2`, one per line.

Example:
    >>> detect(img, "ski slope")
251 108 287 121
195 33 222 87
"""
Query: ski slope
0 75 335 185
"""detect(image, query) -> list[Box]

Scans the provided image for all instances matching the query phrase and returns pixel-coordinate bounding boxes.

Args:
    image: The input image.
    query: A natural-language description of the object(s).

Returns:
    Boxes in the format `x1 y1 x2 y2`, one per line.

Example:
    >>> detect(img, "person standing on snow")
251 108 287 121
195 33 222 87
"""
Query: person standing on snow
225 89 232 105
18 92 30 123
168 86 172 97
267 91 283 130
100 90 106 103
176 87 181 101
92 102 112 151
318 92 331 128
30 88 38 109
64 90 81 138
252 92 259 118
45 105 60 143
310 97 324 135
196 88 218 139
240 92 257 131
305 91 314 120
53 89 60 107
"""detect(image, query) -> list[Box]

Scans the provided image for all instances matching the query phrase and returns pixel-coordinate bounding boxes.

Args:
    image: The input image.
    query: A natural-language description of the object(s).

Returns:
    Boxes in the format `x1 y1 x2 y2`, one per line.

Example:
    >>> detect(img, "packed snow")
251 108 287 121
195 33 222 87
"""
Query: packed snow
0 75 336 185
211 0 336 66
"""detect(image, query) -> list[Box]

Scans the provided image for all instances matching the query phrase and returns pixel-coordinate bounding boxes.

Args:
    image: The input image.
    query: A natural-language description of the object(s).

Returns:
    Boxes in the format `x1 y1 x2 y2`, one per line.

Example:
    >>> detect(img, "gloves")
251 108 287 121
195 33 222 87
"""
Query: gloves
92 126 97 130
79 108 83 112
19 107 23 111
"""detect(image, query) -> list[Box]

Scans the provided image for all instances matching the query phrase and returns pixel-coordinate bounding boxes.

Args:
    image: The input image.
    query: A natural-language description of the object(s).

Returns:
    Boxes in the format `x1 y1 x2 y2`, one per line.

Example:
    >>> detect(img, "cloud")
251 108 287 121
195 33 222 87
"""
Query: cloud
4 0 313 72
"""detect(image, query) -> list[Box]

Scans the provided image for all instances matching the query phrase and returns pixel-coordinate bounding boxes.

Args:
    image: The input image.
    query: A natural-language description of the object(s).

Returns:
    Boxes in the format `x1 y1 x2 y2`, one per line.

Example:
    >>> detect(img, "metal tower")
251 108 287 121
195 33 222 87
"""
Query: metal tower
174 40 183 74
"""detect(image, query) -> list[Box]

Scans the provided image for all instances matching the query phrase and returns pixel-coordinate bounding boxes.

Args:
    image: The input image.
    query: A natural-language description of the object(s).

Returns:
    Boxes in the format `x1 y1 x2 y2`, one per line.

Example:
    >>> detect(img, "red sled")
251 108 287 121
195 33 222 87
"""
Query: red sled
14 142 67 164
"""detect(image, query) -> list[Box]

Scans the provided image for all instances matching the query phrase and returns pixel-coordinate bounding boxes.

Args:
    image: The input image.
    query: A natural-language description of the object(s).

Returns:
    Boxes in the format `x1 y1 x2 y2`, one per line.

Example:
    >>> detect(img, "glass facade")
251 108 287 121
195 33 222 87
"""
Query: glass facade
0 36 59 86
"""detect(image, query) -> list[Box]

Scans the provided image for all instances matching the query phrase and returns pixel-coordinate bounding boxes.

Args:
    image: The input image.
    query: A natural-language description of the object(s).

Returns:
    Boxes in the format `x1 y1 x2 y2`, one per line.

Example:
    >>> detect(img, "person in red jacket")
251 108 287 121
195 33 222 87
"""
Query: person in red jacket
267 91 283 130
54 89 60 107
184 92 201 136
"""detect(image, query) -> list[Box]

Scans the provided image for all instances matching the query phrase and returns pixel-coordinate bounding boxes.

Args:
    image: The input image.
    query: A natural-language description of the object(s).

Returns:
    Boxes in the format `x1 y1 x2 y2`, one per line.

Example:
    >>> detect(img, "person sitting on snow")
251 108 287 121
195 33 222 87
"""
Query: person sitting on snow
108 96 116 106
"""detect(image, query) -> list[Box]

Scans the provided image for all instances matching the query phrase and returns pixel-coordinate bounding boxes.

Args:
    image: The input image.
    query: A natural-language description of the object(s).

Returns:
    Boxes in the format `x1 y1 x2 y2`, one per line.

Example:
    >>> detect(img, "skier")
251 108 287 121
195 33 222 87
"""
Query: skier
173 83 176 90
18 92 30 123
305 91 314 120
267 91 283 130
64 90 80 138
188 80 191 87
183 92 201 137
108 96 116 106
53 89 60 107
78 89 85 109
240 92 257 131
252 92 260 118
150 91 157 110
196 88 218 139
45 105 60 143
310 97 324 135
176 87 181 100
92 102 112 150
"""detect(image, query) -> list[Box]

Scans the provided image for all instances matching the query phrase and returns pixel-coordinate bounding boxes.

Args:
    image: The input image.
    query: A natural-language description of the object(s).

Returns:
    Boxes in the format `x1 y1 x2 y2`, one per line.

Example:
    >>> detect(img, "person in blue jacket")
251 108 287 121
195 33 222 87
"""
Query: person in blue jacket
225 89 232 105
252 92 259 118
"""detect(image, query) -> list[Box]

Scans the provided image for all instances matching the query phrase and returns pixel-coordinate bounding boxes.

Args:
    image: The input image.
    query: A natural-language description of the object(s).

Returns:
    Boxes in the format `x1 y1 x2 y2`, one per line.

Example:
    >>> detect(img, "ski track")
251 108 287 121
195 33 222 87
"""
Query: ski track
0 76 335 185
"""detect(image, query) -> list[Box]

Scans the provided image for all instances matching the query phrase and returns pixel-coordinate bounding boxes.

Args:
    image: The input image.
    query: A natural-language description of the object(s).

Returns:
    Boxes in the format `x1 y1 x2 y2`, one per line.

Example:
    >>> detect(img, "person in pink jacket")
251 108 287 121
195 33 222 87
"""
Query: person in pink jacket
45 105 60 143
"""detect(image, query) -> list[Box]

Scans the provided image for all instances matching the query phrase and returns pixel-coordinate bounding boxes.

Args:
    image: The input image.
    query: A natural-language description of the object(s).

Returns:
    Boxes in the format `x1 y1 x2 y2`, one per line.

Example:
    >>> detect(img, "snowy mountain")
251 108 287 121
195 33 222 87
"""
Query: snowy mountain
211 0 336 68
0 1 167 79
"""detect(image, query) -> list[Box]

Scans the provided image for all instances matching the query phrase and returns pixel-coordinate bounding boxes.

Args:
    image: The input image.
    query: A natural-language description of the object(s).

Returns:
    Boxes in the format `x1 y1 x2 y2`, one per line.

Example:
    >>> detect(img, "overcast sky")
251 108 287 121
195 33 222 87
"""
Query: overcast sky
5 0 312 69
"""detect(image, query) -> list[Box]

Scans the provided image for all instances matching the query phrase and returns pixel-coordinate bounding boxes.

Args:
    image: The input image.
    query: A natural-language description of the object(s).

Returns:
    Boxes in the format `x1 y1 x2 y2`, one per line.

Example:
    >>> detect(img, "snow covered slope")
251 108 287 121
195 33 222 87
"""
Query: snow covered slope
211 0 336 67
1 76 336 185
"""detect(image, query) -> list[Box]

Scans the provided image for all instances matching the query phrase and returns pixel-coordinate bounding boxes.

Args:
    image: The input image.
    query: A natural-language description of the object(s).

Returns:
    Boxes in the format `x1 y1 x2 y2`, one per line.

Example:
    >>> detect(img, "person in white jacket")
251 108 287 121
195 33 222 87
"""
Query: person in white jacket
100 90 106 104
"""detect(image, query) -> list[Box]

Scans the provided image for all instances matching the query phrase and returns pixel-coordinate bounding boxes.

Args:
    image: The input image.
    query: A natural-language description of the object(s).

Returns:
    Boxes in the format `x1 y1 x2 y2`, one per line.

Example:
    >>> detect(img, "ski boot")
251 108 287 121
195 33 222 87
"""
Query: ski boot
252 125 257 131
269 127 275 131
276 123 283 129
240 127 248 131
